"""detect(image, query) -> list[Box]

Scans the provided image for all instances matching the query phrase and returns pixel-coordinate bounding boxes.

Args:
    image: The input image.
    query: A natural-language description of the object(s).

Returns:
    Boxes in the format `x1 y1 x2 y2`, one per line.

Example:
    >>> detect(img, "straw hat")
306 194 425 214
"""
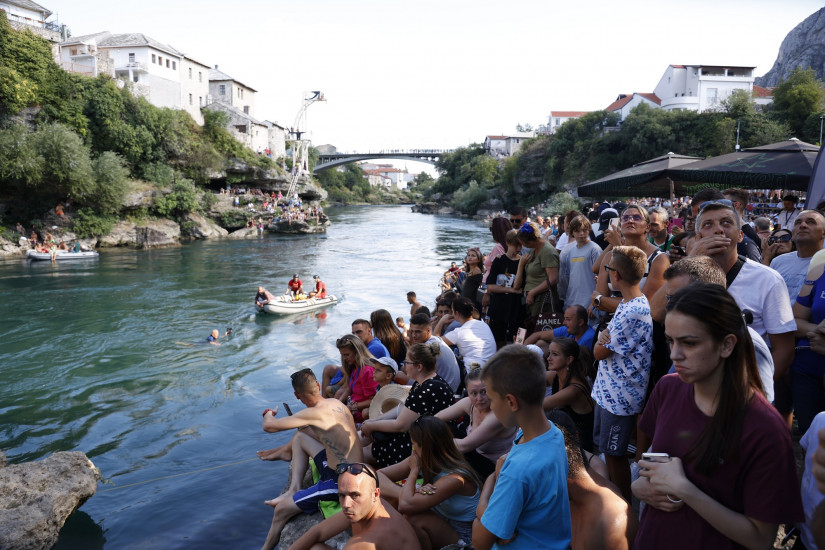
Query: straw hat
368 384 410 421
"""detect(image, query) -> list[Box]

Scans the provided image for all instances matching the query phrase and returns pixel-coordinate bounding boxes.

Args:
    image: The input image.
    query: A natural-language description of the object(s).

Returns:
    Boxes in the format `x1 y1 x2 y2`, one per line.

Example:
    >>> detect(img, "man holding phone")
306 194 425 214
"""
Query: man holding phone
257 368 364 550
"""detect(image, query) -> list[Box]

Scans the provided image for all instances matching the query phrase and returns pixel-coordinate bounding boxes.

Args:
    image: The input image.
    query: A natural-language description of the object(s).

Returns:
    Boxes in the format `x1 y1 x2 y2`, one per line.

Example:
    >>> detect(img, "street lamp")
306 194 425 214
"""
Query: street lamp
819 114 823 146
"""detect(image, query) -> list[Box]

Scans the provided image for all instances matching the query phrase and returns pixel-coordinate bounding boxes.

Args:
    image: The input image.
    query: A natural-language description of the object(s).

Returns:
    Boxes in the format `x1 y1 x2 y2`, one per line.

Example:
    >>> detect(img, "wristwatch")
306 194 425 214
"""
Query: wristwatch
594 294 603 307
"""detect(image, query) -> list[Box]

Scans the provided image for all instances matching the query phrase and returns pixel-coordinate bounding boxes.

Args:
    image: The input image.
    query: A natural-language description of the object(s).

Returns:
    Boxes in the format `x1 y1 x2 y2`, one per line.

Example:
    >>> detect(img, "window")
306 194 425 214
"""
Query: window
152 54 156 63
199 96 202 106
244 106 249 114
166 59 170 68
189 94 193 105
133 76 138 83
555 118 560 125
706 87 718 105
128 52 135 63
172 61 176 70
198 72 202 82
219 84 226 96
188 67 192 79
70 47 78 55
158 56 162 65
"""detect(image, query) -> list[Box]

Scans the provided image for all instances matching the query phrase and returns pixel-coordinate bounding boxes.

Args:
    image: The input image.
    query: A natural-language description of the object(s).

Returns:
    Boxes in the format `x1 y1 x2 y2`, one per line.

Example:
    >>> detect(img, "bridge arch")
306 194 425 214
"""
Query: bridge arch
313 150 451 172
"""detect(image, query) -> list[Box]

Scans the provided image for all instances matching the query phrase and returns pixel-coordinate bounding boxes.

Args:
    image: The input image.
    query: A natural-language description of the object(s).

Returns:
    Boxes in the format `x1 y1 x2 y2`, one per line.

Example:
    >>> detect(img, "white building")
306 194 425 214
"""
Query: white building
0 0 61 44
58 32 113 77
179 55 210 124
604 93 660 121
753 85 773 108
484 132 535 158
208 66 256 118
653 64 756 112
547 111 589 134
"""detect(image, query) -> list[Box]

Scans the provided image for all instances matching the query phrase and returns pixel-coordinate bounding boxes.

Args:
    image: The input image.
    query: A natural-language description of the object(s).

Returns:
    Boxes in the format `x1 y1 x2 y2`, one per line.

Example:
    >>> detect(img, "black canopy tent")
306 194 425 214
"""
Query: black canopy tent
576 152 702 198
671 138 819 194
805 146 825 209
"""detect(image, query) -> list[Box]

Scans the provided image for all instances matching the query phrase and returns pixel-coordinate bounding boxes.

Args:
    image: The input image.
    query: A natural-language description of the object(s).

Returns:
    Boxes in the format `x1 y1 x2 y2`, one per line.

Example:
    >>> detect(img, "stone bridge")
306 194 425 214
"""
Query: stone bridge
313 149 453 172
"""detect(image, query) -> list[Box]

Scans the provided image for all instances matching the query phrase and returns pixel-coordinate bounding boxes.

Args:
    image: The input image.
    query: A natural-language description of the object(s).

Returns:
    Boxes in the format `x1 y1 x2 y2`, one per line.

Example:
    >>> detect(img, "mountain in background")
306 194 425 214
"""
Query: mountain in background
757 7 825 87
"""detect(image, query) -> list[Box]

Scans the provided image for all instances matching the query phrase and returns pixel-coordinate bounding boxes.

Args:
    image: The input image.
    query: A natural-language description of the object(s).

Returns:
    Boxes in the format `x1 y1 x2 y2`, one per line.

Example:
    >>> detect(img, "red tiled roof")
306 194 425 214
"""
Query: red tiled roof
605 94 632 111
670 64 686 69
753 85 773 97
486 135 507 140
637 92 661 105
550 111 589 118
605 93 661 111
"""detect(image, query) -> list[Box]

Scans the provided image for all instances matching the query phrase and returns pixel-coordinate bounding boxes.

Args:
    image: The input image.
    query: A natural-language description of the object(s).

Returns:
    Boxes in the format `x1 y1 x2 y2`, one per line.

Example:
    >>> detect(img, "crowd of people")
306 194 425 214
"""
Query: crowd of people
254 190 825 550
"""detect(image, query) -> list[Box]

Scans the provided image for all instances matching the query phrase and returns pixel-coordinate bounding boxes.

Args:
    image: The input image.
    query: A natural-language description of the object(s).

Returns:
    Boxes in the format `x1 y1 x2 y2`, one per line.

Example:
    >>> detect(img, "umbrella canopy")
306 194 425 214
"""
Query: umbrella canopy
671 138 819 193
806 146 825 209
577 152 702 198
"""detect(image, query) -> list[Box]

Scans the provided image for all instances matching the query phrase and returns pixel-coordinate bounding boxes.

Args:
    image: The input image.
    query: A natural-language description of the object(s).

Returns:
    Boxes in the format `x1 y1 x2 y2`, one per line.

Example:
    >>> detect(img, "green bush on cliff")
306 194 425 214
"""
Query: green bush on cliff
153 179 201 219
451 180 490 214
72 208 116 238
90 152 129 215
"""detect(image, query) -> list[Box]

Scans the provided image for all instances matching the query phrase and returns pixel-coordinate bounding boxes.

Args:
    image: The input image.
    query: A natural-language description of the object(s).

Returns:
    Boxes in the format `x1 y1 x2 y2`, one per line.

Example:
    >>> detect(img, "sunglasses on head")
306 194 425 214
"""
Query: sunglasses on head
290 367 313 380
698 198 733 211
335 462 379 487
768 233 792 245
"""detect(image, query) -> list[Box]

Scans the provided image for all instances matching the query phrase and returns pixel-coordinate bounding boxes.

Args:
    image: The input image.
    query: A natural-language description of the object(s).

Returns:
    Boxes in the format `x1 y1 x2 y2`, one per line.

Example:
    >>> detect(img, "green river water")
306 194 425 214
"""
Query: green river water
0 205 490 549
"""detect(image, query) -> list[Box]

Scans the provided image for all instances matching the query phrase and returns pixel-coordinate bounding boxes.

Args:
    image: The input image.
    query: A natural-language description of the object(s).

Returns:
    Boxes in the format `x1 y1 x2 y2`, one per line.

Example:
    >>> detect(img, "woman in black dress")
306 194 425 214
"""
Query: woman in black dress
361 341 454 468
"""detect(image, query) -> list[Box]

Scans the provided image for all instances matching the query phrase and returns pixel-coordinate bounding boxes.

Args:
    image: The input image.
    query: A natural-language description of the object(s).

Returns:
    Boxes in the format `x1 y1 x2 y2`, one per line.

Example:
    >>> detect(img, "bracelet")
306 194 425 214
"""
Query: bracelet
263 408 274 418
666 494 683 503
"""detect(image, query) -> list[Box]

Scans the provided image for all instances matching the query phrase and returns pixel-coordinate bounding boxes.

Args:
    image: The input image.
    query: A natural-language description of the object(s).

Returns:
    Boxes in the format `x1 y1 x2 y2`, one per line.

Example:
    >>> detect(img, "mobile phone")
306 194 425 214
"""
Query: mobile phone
641 452 671 463
283 403 293 416
515 328 527 345
609 217 620 230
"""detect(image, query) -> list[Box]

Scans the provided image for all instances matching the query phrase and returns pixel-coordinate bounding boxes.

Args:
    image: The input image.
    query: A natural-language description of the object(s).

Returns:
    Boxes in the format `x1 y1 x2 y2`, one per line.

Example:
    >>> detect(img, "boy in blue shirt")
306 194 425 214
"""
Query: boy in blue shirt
473 345 571 550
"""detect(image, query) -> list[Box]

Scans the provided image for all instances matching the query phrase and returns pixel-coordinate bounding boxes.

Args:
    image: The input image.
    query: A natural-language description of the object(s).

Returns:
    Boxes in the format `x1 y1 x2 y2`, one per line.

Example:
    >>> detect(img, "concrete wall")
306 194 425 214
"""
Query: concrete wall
267 125 287 159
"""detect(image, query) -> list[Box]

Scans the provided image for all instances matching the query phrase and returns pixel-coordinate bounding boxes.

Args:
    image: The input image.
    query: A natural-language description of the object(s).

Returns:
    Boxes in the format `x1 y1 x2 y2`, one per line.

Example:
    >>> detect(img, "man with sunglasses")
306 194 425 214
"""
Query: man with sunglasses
290 462 421 550
258 368 364 550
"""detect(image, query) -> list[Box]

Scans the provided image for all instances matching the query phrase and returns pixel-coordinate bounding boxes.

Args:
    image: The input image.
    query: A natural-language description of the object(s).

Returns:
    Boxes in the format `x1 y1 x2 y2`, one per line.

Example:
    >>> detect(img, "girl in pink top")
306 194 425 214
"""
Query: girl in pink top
335 334 378 423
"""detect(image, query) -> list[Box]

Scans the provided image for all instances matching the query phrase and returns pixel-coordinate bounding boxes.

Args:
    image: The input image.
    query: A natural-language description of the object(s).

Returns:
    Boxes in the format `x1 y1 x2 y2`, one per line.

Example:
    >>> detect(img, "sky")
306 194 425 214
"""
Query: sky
41 0 825 162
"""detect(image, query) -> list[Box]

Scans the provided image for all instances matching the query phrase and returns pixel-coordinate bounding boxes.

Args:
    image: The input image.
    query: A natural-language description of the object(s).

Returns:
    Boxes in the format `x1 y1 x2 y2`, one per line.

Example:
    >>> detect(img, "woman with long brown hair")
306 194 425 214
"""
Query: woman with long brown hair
335 334 379 424
370 309 407 365
632 283 802 549
378 416 481 548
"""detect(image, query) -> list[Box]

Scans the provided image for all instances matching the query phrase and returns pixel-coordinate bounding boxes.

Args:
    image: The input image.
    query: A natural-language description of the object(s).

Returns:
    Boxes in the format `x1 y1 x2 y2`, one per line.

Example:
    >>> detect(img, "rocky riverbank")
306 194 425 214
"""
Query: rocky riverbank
0 451 100 550
0 173 330 257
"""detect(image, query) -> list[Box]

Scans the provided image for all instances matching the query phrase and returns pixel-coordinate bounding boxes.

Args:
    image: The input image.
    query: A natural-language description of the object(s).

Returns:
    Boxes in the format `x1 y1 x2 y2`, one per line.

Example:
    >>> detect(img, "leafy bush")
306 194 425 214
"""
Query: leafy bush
72 208 116 237
30 122 95 202
90 151 129 215
543 192 582 217
142 162 175 186
220 210 252 229
201 190 217 212
153 179 200 219
451 180 490 214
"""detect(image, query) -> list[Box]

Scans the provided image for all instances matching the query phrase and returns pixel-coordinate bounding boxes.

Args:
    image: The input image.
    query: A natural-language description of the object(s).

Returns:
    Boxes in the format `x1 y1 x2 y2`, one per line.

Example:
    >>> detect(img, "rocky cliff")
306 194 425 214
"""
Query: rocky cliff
756 7 825 87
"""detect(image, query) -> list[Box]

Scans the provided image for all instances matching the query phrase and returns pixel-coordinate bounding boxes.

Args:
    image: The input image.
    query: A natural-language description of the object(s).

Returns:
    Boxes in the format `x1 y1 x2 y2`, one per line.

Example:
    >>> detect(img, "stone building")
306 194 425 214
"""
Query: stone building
208 66 256 117
203 101 269 153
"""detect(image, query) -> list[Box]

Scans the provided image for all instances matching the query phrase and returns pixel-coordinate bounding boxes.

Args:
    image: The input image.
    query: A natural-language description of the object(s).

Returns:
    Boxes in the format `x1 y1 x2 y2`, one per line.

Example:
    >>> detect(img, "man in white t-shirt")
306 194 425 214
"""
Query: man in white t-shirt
438 296 497 369
770 210 825 305
690 203 795 418
775 194 803 231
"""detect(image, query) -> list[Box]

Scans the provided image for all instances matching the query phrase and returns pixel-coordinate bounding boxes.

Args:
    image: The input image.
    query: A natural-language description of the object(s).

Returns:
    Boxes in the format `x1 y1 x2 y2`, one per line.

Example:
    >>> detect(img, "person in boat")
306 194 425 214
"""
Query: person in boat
287 274 304 299
308 275 327 299
207 328 232 345
256 286 277 307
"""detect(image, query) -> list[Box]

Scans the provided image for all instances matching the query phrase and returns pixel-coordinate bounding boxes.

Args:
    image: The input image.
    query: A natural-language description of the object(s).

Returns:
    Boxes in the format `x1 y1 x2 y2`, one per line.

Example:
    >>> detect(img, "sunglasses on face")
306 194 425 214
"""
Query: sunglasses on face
621 214 644 222
604 265 618 273
768 234 792 245
335 462 379 487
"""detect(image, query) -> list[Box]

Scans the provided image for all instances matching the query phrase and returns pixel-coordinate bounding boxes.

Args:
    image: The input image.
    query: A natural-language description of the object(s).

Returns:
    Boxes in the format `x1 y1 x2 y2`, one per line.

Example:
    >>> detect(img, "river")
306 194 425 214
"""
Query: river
0 205 490 549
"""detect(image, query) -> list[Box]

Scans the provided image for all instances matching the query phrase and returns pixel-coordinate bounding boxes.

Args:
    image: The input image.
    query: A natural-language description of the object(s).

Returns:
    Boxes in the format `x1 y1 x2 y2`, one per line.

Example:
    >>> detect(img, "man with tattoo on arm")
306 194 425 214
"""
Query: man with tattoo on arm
258 368 364 550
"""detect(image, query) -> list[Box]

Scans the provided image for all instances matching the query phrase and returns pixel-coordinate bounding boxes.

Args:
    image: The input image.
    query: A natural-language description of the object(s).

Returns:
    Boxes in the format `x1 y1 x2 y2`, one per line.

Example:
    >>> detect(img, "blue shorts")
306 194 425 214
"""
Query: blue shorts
593 404 636 457
330 369 343 386
293 449 339 514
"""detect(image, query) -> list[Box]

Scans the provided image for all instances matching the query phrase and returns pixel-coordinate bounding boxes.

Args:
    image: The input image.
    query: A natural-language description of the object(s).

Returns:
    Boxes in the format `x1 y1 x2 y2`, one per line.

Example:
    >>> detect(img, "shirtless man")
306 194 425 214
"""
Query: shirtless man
406 291 422 318
288 464 421 550
550 411 637 550
257 369 364 550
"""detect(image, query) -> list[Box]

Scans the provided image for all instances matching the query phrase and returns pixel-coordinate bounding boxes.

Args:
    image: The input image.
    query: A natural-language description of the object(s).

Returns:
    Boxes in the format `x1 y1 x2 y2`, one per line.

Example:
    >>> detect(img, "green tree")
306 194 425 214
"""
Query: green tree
90 151 129 215
770 67 824 138
153 179 201 219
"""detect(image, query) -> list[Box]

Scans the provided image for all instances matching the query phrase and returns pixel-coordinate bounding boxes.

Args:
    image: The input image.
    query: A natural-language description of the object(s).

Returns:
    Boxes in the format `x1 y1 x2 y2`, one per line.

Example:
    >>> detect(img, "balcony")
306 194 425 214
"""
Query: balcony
115 61 149 73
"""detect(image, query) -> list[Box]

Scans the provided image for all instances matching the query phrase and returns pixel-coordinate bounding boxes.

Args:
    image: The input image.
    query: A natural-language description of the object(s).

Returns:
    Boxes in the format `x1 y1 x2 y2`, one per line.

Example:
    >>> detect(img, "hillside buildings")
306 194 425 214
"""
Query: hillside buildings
484 132 535 158
547 112 589 134
653 64 756 112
